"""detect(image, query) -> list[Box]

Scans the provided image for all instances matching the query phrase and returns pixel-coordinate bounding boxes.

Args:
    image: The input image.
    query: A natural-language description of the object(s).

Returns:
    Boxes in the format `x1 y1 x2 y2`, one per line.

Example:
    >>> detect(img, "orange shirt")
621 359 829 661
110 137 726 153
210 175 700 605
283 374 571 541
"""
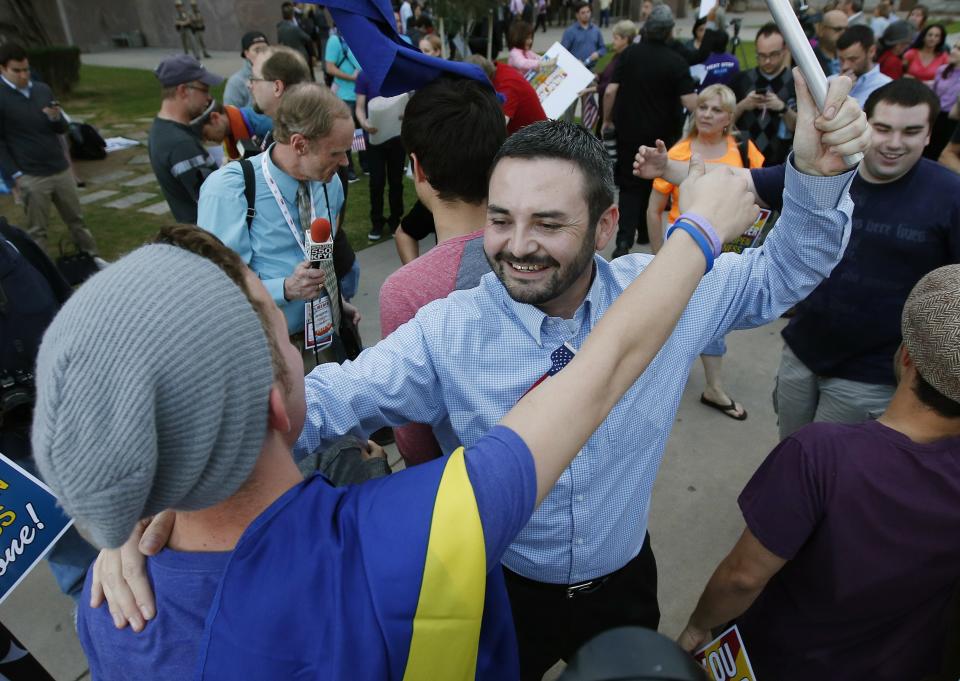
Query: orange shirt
653 135 765 225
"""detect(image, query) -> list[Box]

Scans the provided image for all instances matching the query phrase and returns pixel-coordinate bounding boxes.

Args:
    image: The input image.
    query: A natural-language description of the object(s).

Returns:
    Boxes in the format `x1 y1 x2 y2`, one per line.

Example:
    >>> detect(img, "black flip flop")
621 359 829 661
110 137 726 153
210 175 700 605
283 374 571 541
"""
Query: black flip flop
700 393 748 421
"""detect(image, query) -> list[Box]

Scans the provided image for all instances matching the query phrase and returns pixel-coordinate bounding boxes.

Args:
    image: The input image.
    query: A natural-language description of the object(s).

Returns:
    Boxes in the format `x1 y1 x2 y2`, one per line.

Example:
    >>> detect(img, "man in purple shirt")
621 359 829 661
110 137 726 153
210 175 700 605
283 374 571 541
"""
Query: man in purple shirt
678 265 960 681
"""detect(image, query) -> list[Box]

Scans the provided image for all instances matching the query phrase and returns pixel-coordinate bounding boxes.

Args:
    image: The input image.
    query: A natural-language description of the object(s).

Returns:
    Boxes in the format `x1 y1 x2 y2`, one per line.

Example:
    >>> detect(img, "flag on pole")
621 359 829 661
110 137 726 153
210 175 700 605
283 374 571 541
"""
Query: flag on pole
308 1 491 97
351 128 367 152
580 92 599 131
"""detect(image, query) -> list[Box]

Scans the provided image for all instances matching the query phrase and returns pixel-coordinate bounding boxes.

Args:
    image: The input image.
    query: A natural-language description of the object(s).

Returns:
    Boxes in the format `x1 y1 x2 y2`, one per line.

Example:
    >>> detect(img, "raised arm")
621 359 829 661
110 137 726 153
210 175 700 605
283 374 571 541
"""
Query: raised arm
501 159 759 504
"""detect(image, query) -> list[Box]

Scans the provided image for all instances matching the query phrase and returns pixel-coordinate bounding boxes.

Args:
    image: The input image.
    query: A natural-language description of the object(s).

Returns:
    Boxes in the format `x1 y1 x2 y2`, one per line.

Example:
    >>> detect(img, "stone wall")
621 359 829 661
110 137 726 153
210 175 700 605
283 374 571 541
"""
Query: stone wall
41 0 283 53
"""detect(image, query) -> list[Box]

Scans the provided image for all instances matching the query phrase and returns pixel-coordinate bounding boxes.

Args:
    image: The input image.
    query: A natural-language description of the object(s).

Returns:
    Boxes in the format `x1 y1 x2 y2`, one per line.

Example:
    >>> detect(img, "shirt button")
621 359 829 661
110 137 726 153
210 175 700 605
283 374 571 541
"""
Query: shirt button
576 538 584 545
575 494 584 502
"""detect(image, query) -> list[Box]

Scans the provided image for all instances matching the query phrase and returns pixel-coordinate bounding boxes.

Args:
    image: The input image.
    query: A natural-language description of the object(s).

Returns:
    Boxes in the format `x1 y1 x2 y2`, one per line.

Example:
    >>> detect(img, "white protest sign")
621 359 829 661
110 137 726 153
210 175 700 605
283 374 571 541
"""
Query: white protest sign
526 42 596 120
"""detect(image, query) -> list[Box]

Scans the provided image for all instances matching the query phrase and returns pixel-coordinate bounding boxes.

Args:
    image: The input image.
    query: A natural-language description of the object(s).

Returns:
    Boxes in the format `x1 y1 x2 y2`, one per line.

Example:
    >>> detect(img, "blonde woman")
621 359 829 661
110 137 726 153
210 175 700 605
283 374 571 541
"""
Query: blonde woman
647 84 764 420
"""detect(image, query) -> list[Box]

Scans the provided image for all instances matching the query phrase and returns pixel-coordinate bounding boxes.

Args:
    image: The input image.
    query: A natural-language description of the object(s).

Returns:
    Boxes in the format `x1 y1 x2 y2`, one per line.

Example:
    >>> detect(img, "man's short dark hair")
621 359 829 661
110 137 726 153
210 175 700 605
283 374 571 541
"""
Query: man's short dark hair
262 46 310 87
490 120 615 230
864 78 940 129
838 24 875 51
703 28 729 54
0 43 27 67
401 77 506 205
914 372 960 418
281 2 294 20
573 1 590 13
846 0 864 12
755 22 783 42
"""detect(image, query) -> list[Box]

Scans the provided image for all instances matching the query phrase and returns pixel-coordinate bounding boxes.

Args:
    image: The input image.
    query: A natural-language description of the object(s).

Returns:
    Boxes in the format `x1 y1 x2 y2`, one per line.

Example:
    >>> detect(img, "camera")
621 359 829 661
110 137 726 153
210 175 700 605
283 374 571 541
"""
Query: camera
0 369 35 430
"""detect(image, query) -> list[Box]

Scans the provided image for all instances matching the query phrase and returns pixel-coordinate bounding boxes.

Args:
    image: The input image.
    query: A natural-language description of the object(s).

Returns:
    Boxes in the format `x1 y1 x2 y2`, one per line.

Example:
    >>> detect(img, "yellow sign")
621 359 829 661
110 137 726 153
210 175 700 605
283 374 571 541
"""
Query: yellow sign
694 625 757 681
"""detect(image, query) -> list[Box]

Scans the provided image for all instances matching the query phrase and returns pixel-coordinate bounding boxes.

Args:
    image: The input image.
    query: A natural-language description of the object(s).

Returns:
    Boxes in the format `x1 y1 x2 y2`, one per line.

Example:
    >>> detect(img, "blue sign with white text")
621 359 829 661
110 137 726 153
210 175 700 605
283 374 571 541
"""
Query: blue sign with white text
0 453 73 604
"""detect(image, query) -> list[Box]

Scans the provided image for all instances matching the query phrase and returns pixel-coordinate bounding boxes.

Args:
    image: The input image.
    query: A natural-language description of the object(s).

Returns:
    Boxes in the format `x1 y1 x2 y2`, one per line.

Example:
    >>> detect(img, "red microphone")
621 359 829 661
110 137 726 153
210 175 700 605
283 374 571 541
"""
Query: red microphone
310 217 332 244
307 218 333 267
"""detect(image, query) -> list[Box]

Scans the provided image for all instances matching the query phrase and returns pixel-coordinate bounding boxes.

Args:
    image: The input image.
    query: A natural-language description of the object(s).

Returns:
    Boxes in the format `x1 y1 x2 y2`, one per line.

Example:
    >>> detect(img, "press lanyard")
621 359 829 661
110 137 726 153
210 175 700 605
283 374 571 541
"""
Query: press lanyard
260 151 315 254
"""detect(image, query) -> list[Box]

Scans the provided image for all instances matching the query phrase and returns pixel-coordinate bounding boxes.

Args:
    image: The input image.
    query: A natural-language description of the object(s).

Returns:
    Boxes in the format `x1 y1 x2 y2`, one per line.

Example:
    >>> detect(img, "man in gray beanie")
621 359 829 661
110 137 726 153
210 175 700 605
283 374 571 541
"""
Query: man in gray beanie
677 265 960 680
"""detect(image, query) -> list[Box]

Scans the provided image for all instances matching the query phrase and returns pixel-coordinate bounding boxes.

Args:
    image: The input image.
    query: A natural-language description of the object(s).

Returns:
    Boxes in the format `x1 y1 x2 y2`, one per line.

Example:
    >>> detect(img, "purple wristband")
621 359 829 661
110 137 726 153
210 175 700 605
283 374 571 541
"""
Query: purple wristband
678 212 722 257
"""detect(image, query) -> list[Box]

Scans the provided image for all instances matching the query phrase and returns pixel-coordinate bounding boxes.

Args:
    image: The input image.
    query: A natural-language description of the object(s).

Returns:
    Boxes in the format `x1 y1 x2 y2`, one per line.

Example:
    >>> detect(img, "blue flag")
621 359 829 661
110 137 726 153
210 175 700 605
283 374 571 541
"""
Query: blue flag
310 0 492 96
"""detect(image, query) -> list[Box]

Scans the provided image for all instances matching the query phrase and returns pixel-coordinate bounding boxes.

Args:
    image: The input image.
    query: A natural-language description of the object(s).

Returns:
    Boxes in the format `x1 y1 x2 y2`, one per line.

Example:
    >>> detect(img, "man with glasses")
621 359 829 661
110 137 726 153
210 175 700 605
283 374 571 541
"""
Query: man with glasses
814 10 849 76
731 23 797 167
148 54 222 222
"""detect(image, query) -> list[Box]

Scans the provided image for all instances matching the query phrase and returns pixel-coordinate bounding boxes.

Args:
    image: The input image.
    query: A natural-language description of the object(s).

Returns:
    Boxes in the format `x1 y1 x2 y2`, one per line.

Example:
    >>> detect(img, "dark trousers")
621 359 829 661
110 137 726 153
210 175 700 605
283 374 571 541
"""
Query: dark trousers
367 136 405 231
503 534 660 681
616 180 652 248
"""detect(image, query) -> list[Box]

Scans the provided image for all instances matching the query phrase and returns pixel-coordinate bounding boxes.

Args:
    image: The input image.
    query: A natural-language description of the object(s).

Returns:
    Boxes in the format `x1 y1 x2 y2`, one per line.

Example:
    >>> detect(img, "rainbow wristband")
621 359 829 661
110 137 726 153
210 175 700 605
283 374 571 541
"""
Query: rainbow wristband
667 219 714 274
677 212 723 257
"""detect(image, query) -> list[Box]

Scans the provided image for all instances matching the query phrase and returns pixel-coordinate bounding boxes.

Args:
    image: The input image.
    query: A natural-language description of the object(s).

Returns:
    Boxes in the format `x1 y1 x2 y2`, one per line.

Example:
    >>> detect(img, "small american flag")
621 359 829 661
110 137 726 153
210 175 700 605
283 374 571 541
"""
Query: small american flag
580 93 599 131
351 128 366 152
520 342 577 400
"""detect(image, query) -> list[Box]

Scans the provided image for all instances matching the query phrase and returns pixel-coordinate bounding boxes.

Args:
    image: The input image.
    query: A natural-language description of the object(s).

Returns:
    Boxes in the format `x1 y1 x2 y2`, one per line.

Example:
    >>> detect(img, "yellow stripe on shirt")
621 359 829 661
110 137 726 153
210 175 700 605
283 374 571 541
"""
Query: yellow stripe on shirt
402 447 486 681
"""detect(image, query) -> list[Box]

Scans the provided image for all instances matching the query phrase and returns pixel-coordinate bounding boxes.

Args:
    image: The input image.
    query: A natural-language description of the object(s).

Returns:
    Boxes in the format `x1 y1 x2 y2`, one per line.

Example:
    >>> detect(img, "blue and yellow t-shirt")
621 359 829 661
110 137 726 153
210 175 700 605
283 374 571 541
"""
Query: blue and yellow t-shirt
195 426 536 680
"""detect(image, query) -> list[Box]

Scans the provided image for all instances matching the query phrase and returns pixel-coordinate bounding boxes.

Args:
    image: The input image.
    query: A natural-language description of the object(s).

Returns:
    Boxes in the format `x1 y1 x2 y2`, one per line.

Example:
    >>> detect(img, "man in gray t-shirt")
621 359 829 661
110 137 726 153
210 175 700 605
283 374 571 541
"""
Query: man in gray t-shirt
147 55 221 223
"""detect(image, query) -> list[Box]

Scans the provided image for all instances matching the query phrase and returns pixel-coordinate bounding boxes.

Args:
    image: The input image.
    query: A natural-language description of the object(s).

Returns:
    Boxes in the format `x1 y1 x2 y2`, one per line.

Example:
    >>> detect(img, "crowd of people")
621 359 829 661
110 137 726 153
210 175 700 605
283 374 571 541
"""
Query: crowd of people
1 0 960 680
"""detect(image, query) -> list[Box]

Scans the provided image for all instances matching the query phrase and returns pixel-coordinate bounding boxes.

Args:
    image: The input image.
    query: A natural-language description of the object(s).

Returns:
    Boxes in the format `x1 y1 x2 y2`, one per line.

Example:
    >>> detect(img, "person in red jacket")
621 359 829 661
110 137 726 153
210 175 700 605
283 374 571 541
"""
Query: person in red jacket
466 55 547 135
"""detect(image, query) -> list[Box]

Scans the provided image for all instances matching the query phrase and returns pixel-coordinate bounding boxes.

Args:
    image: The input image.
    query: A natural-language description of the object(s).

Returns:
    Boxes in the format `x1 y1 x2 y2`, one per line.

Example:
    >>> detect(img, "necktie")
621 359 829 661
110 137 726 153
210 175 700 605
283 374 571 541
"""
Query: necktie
520 343 577 401
297 182 341 330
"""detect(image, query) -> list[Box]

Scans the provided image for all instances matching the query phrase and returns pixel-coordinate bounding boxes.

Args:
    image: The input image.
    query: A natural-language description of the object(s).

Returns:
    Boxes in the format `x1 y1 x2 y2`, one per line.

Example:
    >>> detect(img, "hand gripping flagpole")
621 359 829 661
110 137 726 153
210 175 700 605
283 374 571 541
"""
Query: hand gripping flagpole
765 0 863 167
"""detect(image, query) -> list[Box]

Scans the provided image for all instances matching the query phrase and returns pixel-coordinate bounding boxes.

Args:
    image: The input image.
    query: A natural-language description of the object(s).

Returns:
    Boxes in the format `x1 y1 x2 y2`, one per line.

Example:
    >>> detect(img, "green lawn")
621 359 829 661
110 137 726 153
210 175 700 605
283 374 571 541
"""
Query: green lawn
25 64 418 261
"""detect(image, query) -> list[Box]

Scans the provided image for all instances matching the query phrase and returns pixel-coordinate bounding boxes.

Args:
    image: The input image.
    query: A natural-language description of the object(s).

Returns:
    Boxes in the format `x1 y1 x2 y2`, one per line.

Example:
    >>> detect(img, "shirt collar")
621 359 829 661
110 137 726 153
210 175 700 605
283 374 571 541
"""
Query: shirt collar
265 143 301 201
494 254 606 346
853 64 881 89
1 75 29 96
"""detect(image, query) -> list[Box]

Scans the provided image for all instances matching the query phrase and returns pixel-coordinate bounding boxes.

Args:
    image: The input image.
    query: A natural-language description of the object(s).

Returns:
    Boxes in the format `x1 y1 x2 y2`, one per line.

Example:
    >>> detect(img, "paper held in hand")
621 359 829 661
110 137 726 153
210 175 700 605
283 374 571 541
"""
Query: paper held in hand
0 453 74 605
525 43 596 120
694 624 758 681
367 92 411 146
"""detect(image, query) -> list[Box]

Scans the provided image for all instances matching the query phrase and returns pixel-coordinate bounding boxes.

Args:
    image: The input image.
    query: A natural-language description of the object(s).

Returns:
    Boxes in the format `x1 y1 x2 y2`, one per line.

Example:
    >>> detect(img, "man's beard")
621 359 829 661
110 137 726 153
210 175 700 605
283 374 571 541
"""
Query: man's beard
487 233 596 308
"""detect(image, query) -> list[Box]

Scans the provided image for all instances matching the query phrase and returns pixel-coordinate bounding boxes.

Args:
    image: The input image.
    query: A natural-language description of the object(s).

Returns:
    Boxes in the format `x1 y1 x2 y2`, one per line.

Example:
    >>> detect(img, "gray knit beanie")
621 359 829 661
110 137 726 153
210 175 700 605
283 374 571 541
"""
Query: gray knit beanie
901 265 960 403
31 244 274 548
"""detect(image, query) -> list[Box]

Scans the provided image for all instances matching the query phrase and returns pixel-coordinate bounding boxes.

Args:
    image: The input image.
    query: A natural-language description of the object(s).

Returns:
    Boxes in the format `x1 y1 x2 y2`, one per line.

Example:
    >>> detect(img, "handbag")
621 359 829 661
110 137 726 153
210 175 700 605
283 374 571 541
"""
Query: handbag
55 240 99 287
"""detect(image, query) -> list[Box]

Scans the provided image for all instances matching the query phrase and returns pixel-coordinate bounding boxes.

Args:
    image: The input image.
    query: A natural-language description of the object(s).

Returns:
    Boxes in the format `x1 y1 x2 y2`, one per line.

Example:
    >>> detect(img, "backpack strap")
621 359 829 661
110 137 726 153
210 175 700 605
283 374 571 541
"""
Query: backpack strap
734 131 750 169
239 158 256 230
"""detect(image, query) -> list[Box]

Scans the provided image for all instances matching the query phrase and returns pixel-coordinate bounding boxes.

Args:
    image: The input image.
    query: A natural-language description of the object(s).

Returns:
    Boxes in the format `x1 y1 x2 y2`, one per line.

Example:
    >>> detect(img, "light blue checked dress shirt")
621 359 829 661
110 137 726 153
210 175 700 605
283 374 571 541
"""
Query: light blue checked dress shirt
297 160 855 584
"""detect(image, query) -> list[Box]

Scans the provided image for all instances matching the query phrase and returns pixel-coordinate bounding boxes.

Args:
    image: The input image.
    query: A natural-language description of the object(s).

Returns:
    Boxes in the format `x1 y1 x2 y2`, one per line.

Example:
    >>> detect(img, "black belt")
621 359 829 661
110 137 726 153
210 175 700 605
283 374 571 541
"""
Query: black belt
504 564 625 599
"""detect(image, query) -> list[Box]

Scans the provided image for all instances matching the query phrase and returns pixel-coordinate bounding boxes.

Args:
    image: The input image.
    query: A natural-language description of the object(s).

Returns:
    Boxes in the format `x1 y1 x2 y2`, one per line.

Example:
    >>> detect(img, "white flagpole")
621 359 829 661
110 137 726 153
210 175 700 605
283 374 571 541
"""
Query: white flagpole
764 0 863 166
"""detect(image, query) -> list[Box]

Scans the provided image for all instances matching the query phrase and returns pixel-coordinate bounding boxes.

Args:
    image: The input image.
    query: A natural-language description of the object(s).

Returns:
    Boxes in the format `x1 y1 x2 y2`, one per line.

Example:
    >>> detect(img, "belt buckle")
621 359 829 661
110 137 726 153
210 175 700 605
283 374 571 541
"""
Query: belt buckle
566 580 598 599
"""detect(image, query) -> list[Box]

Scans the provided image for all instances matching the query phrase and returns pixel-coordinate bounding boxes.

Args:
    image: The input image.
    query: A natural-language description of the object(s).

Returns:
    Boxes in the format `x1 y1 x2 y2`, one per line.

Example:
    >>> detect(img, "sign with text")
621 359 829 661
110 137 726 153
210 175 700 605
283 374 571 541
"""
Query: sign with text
694 625 757 681
0 453 74 605
722 208 773 255
526 43 596 120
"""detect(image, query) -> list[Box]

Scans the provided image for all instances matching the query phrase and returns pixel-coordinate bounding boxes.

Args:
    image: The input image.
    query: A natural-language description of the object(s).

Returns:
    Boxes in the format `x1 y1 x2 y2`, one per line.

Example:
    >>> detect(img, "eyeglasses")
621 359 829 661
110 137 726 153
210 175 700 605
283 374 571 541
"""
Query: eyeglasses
756 50 784 62
823 25 846 32
249 76 269 83
185 84 210 94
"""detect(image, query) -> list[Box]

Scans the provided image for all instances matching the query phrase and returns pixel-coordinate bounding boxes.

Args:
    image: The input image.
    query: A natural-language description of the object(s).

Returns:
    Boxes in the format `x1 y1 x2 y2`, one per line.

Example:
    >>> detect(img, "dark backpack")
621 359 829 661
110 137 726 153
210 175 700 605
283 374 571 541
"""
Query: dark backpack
68 122 107 161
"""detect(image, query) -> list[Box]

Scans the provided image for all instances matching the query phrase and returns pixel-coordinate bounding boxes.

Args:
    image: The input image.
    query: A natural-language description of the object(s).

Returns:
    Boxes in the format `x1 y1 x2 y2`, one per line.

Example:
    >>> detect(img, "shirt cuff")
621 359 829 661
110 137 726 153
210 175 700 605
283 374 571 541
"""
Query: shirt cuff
784 152 857 210
11 171 22 179
263 276 287 306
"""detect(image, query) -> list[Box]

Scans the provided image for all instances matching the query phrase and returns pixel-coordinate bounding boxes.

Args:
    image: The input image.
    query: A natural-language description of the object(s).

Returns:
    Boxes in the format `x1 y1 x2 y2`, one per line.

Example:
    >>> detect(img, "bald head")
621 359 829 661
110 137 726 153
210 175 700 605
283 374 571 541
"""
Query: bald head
818 10 849 52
